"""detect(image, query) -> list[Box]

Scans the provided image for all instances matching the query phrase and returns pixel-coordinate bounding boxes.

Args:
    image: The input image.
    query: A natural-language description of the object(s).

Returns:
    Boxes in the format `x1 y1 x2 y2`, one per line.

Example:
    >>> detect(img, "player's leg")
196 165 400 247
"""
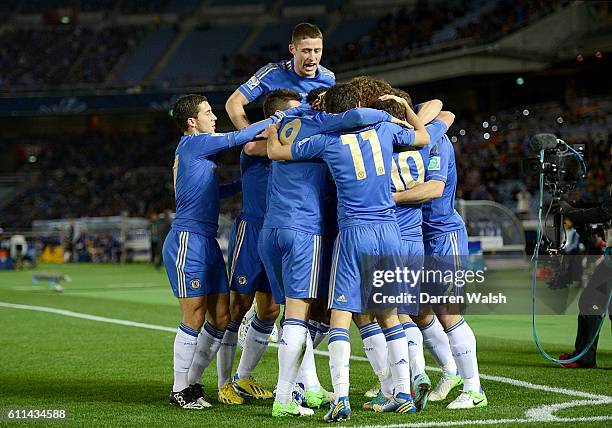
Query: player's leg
217 217 249 403
294 247 333 409
271 229 320 417
187 240 230 403
399 239 430 411
217 290 251 404
162 230 208 409
325 228 373 422
233 289 279 399
436 229 486 409
354 312 393 407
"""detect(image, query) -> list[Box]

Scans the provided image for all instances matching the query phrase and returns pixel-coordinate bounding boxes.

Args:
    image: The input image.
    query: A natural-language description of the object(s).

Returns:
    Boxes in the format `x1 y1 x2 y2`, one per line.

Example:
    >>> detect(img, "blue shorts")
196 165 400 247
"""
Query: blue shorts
329 222 402 314
423 228 468 298
258 227 322 305
398 239 424 316
162 229 229 298
227 217 270 295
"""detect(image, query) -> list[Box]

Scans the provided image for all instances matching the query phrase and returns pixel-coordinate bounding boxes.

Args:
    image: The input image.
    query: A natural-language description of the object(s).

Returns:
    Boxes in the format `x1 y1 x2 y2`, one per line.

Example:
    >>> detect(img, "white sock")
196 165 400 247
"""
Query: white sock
296 333 321 392
188 322 224 385
275 318 307 405
173 323 199 392
216 320 240 388
383 324 410 396
402 322 426 378
359 322 392 396
446 318 481 392
421 317 457 378
236 316 274 380
328 328 351 401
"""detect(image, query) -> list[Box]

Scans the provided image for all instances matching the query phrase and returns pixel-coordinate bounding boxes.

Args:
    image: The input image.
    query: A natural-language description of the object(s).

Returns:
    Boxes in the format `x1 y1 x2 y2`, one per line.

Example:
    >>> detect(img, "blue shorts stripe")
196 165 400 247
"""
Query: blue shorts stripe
175 231 189 298
327 233 341 309
229 220 247 284
308 235 319 299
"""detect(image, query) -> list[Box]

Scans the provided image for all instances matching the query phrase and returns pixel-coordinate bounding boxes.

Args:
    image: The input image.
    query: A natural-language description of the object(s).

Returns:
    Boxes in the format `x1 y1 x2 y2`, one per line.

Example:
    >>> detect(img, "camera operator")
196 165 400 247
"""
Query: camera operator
557 185 611 368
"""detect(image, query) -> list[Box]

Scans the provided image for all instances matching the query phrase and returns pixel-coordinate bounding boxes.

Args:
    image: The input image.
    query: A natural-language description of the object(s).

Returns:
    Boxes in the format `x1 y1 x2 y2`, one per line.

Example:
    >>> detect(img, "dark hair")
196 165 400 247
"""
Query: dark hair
291 22 323 46
325 84 359 114
350 76 393 107
263 89 301 117
390 87 413 111
306 86 329 109
172 94 208 132
372 99 406 121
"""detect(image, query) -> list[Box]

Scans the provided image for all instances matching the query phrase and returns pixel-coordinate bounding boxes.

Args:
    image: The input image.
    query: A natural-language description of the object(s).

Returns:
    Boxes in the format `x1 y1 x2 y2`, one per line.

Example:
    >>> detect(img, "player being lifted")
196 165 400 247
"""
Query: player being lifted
393 106 488 410
218 22 335 404
163 94 284 409
259 88 411 417
265 84 430 422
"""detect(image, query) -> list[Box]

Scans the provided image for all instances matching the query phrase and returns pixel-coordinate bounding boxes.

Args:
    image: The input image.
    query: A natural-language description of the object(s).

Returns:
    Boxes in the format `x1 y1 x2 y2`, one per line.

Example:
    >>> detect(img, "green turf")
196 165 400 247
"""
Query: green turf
0 263 610 427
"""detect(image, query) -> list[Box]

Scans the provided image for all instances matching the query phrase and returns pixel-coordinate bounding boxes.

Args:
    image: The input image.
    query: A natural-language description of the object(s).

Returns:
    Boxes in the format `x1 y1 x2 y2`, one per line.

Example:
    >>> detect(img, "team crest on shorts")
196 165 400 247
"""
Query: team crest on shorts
190 279 201 290
238 276 247 286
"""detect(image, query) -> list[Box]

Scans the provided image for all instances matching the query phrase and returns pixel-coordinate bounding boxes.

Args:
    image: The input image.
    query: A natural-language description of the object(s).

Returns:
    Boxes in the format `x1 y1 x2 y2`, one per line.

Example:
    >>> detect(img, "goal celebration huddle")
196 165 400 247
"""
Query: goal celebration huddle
162 22 487 422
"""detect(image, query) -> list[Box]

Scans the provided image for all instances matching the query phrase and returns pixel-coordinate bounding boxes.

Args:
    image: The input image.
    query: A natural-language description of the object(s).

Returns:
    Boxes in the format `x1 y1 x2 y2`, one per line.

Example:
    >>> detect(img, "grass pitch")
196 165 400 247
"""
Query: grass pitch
0 263 610 427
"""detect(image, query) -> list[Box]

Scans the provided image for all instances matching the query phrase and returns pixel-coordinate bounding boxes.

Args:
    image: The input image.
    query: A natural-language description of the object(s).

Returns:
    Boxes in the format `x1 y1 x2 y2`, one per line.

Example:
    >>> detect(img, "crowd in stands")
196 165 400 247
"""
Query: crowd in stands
224 0 564 82
0 25 149 90
452 96 611 211
1 0 568 90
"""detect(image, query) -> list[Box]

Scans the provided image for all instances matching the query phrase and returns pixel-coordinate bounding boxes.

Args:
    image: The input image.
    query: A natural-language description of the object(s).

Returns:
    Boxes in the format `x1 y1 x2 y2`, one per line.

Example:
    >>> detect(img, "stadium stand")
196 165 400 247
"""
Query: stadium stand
156 24 251 86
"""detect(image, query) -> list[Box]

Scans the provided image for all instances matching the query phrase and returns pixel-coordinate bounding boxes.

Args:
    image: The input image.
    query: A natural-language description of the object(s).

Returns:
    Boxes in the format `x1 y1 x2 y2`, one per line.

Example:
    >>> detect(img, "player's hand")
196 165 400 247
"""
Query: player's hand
263 123 280 143
390 116 414 129
379 94 407 105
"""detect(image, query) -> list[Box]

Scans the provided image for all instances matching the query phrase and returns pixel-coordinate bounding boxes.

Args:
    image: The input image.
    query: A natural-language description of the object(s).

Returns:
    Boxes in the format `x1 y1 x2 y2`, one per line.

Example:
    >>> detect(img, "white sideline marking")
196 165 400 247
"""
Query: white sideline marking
2 301 611 427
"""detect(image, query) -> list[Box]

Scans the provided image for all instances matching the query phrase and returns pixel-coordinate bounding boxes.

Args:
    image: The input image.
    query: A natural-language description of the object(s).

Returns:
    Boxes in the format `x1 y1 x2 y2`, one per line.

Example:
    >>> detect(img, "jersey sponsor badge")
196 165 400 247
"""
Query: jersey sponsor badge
246 76 260 90
428 156 441 171
190 279 201 290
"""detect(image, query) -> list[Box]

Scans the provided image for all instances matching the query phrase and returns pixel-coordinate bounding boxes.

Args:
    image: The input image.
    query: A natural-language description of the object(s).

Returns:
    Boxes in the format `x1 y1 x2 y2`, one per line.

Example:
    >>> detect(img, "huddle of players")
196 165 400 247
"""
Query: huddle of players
162 23 488 422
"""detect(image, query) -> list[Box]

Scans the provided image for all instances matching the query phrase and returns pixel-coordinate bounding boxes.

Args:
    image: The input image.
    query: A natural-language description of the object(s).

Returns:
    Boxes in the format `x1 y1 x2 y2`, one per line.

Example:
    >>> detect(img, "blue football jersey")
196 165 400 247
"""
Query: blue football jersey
264 107 393 234
421 134 465 240
239 59 335 103
171 118 277 237
392 119 448 240
291 122 417 229
239 150 269 225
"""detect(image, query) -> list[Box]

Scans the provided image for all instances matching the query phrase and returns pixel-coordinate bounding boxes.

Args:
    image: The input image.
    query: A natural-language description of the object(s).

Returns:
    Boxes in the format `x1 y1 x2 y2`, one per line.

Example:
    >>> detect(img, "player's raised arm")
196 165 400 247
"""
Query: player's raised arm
190 116 280 157
317 108 393 133
225 89 252 130
414 99 443 124
380 94 428 146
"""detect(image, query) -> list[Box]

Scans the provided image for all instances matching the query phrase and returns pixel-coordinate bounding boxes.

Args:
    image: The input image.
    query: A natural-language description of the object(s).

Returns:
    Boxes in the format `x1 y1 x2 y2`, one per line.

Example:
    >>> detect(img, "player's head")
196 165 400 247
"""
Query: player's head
289 23 323 78
372 98 406 121
306 86 329 110
350 76 393 107
324 83 360 114
172 94 217 134
263 89 302 117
